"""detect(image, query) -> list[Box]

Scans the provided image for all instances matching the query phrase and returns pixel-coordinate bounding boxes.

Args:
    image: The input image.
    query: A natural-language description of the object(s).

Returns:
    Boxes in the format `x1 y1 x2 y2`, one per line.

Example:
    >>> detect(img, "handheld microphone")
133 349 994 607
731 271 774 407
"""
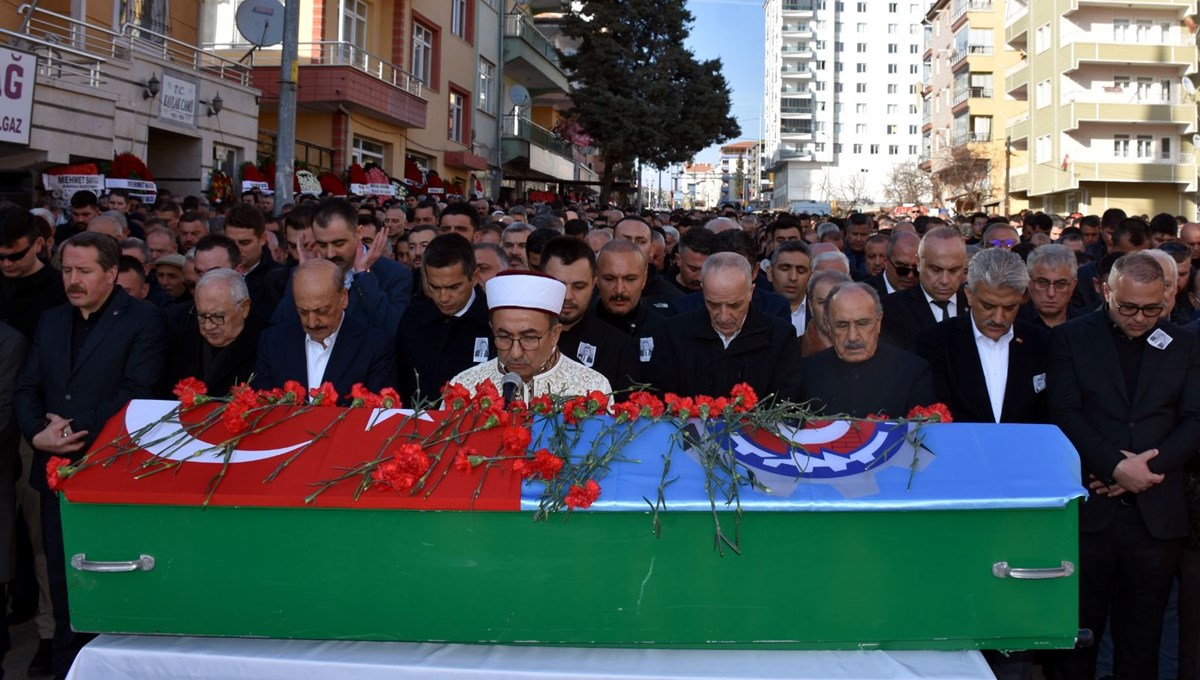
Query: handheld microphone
500 372 522 406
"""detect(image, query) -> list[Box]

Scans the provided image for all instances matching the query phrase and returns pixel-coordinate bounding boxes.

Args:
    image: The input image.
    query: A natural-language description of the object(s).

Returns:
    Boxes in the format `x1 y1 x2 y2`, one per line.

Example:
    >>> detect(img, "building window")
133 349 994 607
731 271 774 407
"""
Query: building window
1113 18 1130 42
886 104 898 114
477 58 495 115
126 0 169 41
413 21 434 85
887 124 897 134
1035 79 1051 108
352 137 386 166
1113 134 1130 158
1136 135 1153 159
888 145 898 155
856 82 866 93
870 144 880 154
887 84 898 94
1162 137 1172 160
888 43 898 54
1036 135 1051 163
888 64 898 74
451 0 468 38
448 89 466 143
341 0 368 52
856 123 867 133
853 143 863 153
1035 24 1050 53
856 63 867 73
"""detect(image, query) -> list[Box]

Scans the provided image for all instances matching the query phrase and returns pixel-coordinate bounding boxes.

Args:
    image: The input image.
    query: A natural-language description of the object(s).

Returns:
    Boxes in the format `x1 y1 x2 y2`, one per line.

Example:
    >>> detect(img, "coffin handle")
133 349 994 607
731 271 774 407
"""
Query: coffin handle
992 561 1074 580
70 554 155 573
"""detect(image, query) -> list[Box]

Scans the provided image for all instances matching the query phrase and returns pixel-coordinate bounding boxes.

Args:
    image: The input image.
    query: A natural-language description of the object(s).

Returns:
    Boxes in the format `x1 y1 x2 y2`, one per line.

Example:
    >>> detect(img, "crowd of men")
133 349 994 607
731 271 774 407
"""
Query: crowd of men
1 186 1199 679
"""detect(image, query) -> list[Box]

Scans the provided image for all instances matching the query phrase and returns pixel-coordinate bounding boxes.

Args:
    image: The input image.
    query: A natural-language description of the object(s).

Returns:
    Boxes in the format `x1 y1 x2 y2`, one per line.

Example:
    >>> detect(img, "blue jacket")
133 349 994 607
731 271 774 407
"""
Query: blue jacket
252 315 397 403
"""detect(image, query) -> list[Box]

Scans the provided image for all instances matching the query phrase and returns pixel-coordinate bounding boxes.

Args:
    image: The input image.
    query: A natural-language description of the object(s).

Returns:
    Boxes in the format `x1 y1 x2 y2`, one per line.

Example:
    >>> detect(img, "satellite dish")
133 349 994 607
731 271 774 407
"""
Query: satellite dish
1183 75 1197 96
236 0 285 47
1193 134 1200 148
508 84 531 108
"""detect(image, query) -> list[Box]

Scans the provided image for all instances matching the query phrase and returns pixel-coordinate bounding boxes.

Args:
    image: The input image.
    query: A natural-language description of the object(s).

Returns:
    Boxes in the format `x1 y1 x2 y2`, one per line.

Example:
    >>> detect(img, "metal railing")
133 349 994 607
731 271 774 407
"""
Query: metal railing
233 41 423 98
782 1 814 11
13 3 252 87
953 131 993 145
951 0 993 25
257 129 334 174
503 115 572 158
950 44 993 65
505 13 560 69
952 86 993 106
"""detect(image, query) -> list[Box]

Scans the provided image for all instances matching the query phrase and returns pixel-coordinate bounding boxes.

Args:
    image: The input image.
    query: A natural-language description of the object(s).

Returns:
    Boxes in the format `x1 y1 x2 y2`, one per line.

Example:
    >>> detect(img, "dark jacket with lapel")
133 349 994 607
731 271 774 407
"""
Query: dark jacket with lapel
252 315 397 402
666 287 793 322
1048 310 1200 540
649 307 803 403
14 287 168 489
395 289 492 404
166 311 264 397
915 315 1050 424
881 284 969 351
271 257 412 338
800 343 935 418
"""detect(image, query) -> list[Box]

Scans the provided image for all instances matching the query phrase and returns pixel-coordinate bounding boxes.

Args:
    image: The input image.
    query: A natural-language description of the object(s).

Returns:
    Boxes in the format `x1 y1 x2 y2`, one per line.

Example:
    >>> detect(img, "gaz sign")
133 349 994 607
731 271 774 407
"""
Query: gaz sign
0 47 34 146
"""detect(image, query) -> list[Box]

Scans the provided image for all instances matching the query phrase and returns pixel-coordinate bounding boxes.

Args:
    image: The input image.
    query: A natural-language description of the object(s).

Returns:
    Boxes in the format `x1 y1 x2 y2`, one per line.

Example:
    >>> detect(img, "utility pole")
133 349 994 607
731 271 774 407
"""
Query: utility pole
273 0 299 214
1003 135 1011 217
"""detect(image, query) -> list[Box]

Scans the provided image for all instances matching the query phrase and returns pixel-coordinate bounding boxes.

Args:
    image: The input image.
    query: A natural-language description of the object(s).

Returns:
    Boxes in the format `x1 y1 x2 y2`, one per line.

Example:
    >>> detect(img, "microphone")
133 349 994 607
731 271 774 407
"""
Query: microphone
500 372 522 406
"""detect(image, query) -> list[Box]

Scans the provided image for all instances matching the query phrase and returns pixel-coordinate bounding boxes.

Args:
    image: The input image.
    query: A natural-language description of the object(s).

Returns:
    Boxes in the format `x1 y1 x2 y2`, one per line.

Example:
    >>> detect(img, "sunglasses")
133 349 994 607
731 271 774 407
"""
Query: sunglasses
889 259 918 277
990 239 1018 249
0 243 34 262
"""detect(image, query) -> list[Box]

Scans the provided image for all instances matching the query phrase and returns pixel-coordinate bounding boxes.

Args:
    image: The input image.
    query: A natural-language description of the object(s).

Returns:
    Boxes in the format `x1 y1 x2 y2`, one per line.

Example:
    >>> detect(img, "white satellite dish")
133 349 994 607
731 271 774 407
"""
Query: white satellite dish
236 0 285 47
508 84 531 108
1183 75 1197 96
1192 134 1200 148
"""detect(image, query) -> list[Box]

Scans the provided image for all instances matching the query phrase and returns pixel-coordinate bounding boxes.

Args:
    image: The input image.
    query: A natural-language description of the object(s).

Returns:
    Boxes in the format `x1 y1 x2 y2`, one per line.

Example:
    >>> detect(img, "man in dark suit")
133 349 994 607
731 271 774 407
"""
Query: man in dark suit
864 231 921 299
652 253 803 403
881 226 969 351
667 229 792 322
166 268 262 397
802 282 934 418
0 321 27 672
13 232 167 678
1048 252 1200 680
223 202 279 312
254 259 396 402
271 198 411 338
1018 243 1078 330
0 203 66 340
917 249 1050 424
395 234 492 404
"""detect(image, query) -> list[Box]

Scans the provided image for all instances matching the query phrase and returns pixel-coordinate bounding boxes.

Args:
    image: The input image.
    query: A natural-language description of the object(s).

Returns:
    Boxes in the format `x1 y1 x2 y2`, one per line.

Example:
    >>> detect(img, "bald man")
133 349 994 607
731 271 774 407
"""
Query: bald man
252 259 396 402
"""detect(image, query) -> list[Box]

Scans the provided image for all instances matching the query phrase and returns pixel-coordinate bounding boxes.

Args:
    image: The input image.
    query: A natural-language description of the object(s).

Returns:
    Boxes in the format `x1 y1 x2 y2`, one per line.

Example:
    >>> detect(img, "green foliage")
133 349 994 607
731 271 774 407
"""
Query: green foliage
560 0 741 204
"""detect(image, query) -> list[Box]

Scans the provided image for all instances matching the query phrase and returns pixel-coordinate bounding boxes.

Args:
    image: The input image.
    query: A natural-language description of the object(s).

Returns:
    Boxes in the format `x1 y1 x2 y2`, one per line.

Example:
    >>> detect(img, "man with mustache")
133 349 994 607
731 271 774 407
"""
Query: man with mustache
916 249 1050 425
271 198 412 338
800 282 934 418
881 227 969 351
595 239 667 368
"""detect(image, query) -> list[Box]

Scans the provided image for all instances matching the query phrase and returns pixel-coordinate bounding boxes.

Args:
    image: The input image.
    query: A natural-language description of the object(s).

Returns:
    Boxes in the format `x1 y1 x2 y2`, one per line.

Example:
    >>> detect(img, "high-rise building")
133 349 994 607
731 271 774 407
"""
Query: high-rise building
764 0 928 212
1003 0 1197 217
922 0 1027 215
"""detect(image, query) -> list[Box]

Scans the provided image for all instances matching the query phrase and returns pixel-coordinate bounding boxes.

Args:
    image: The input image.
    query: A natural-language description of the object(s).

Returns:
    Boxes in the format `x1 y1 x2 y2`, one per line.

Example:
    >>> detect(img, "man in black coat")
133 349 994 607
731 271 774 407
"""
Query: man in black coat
881 226 969 351
1049 252 1200 680
13 232 167 678
916 249 1050 424
253 260 396 402
0 204 66 340
594 240 668 367
394 234 492 404
0 321 27 670
541 236 641 393
652 253 803 403
667 228 792 322
863 231 920 299
166 268 263 397
801 282 934 418
223 202 280 314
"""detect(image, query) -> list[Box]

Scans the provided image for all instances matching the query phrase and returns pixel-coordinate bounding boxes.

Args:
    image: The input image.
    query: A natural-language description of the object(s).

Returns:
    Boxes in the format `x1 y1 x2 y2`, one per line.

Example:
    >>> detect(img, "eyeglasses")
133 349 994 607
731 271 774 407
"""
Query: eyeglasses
1114 302 1165 318
0 243 34 262
492 332 548 351
889 260 918 277
192 309 228 326
989 239 1018 249
1031 277 1072 292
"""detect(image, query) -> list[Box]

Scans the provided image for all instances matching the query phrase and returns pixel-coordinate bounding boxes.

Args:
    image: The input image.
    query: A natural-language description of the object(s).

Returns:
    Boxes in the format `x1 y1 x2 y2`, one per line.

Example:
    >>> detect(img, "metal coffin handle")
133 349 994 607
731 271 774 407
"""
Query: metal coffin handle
992 561 1074 580
70 554 155 573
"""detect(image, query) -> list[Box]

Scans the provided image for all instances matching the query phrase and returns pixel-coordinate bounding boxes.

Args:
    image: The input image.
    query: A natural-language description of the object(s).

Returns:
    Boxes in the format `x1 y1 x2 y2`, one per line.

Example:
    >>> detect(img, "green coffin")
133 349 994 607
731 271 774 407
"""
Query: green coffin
60 402 1085 650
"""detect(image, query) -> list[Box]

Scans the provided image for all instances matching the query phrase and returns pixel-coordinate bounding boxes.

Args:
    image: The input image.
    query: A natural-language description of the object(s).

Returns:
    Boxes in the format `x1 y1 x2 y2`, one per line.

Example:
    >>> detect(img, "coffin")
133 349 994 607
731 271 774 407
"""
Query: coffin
59 400 1085 651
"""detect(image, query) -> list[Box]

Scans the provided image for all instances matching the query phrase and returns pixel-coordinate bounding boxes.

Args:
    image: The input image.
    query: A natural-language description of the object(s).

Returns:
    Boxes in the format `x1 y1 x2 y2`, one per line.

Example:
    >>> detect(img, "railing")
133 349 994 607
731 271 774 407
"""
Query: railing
780 106 814 114
1181 153 1196 166
950 44 993 65
951 0 993 25
257 129 335 174
952 86 993 106
234 41 423 98
1008 111 1029 126
13 4 252 87
953 131 993 145
781 126 814 135
505 13 560 69
782 1 814 10
503 115 572 159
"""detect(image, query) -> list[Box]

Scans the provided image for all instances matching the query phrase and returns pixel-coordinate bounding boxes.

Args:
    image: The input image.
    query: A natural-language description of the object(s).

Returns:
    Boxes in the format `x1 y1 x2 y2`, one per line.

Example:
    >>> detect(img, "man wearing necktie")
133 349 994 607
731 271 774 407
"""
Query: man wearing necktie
881 226 970 350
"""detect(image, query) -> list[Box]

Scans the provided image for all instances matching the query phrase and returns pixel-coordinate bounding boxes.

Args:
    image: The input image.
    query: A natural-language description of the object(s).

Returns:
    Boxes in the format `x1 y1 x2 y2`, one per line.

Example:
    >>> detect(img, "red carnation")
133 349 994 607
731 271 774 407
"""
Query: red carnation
610 401 641 422
173 377 209 409
501 426 532 456
371 443 431 492
46 456 73 492
349 383 382 408
665 393 699 419
730 383 758 412
528 395 554 415
565 479 601 509
562 397 588 425
441 382 471 409
453 450 478 474
627 391 665 419
586 390 609 414
281 380 307 404
378 388 402 409
513 448 563 480
309 382 339 406
222 383 258 434
907 403 953 423
473 380 500 409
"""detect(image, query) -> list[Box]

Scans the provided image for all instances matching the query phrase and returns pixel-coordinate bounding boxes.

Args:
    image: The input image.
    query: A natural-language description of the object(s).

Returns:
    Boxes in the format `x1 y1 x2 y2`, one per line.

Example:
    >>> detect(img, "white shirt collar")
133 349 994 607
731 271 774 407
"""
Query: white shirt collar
453 289 476 318
970 317 1014 346
306 313 345 350
922 287 957 318
790 297 807 336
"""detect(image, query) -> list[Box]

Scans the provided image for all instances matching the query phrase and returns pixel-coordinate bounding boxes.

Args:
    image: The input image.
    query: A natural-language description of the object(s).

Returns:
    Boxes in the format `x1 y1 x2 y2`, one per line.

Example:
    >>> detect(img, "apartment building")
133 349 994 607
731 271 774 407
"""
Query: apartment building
922 0 1026 214
1004 0 1197 216
0 0 259 200
764 0 928 211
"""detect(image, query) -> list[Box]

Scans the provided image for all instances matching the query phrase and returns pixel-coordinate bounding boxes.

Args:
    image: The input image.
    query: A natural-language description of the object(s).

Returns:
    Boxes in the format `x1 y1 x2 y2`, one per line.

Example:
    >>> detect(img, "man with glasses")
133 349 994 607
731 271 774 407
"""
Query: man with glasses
0 204 66 340
881 227 969 351
981 223 1019 251
864 231 919 299
1048 252 1200 680
1020 244 1078 329
166 268 261 396
447 271 611 401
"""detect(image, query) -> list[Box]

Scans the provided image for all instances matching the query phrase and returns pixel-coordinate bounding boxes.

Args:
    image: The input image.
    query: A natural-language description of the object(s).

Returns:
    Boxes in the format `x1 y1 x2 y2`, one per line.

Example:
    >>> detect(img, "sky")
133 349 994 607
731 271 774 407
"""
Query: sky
686 0 766 166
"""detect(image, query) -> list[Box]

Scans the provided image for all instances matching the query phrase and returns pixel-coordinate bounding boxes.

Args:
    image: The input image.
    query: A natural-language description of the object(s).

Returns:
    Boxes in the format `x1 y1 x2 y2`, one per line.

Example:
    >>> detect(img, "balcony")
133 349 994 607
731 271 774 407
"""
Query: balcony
781 46 815 60
501 115 575 181
953 131 994 146
1062 41 1194 74
244 42 426 128
776 146 815 163
950 44 994 69
1072 159 1197 186
952 86 994 107
951 1 994 30
1005 6 1028 47
780 105 814 114
504 13 570 95
1063 101 1195 132
1008 112 1030 142
1005 61 1028 95
780 127 814 141
1010 165 1030 192
782 25 815 39
780 66 814 78
781 1 815 16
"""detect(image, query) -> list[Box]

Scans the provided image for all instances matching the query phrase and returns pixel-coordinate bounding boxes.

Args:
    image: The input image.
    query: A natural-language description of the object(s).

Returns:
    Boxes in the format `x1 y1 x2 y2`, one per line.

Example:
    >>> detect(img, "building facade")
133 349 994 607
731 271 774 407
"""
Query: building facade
1003 0 1197 217
0 0 259 201
922 0 1027 214
764 0 928 212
